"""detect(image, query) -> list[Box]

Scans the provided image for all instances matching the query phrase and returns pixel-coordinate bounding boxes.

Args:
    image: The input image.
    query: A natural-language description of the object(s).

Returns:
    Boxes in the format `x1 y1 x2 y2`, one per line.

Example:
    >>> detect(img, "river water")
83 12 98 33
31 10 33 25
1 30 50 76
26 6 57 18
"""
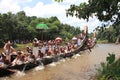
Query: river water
1 44 120 80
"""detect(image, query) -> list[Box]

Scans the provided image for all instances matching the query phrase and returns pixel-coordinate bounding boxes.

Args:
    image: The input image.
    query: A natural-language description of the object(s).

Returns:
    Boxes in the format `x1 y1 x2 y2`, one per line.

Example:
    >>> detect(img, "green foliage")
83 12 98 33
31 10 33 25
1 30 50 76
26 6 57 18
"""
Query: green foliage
12 43 18 48
96 53 120 80
96 24 120 43
66 0 119 25
54 0 63 2
106 53 115 64
65 37 69 42
0 11 81 41
65 0 120 42
0 39 5 48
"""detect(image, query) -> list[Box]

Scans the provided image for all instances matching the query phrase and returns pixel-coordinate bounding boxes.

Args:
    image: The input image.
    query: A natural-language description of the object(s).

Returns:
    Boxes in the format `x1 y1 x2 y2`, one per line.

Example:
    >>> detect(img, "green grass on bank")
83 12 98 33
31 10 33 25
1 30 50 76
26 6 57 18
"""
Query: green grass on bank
97 39 108 44
0 43 33 53
15 43 32 51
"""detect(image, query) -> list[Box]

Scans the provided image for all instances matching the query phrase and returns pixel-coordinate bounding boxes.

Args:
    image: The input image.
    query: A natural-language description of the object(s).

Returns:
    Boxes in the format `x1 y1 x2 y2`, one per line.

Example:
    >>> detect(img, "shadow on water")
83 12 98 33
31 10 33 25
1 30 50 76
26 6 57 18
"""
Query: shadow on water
1 44 120 80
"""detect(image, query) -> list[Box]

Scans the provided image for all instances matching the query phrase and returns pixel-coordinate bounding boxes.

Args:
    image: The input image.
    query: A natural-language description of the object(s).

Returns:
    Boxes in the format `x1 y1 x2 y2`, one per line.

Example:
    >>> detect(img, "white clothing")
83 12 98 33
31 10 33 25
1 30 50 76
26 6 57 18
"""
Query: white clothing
33 47 39 57
77 39 82 46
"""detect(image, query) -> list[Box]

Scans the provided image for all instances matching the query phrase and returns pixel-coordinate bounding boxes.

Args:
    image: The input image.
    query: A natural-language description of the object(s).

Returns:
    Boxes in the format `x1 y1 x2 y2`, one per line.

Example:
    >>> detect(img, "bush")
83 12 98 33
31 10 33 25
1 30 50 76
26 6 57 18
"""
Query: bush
12 43 18 48
96 53 120 80
0 39 5 48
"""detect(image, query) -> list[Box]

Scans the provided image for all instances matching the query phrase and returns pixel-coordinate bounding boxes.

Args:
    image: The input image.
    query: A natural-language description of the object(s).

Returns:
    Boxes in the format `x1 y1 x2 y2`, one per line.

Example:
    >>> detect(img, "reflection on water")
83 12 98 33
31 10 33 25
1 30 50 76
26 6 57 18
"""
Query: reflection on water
1 44 120 80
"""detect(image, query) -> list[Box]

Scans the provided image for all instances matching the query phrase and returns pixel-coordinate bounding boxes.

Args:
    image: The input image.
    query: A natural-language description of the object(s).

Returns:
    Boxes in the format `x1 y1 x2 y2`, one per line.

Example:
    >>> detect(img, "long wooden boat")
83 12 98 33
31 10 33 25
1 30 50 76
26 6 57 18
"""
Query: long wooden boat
0 68 15 77
8 62 38 71
0 36 94 77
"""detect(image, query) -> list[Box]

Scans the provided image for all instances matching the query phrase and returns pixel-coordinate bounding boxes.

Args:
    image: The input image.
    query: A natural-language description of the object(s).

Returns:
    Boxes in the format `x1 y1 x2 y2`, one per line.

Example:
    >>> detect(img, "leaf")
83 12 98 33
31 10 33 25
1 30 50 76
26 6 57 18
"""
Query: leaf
106 53 115 64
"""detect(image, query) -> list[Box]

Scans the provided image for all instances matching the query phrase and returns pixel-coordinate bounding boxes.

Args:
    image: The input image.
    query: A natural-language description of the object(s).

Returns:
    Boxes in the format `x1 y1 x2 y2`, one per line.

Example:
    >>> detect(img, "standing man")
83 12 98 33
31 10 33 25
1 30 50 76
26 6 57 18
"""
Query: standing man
93 30 97 44
33 38 39 57
84 26 91 52
84 26 88 38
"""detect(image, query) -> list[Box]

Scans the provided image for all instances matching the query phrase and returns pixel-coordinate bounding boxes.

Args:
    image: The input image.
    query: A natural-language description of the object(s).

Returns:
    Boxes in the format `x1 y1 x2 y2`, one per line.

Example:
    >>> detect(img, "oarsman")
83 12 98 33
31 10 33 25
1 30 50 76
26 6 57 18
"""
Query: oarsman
77 36 82 46
3 40 16 62
3 40 11 55
12 50 25 65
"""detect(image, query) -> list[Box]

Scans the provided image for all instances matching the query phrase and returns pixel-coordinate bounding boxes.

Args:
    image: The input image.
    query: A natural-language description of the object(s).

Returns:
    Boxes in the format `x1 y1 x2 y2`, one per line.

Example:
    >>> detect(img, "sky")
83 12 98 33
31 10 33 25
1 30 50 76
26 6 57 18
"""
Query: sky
0 0 102 33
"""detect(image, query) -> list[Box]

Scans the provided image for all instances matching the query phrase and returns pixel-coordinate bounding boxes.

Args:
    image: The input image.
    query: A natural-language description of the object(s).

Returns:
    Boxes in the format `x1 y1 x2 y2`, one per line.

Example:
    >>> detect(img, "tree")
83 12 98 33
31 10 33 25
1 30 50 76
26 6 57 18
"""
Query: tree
0 10 82 44
55 0 119 42
66 0 119 25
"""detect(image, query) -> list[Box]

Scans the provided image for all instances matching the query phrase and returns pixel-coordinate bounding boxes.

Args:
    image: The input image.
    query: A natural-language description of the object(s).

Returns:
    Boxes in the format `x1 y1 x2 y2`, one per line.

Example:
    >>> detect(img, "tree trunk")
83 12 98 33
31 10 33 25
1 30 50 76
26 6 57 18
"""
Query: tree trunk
115 37 119 45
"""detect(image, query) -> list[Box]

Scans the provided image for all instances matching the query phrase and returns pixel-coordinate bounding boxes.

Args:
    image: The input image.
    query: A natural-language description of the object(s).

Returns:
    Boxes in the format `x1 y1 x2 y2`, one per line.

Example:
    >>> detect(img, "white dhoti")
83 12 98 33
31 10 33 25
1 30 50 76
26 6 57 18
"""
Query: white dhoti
33 47 39 57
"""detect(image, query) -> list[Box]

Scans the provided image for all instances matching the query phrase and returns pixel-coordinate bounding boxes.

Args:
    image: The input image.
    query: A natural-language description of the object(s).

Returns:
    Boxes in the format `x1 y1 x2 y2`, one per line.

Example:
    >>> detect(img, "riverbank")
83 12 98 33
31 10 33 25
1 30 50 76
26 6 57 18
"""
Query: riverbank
1 44 120 80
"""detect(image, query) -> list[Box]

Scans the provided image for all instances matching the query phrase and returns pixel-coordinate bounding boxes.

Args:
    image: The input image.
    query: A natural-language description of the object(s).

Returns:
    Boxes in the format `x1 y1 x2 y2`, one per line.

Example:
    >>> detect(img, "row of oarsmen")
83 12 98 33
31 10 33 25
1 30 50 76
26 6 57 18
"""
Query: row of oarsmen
0 36 84 68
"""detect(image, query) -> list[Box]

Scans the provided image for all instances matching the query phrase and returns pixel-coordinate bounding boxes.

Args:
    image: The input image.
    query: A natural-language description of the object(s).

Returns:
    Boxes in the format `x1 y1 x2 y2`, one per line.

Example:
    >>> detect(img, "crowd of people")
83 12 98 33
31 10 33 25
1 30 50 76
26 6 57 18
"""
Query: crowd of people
0 26 96 68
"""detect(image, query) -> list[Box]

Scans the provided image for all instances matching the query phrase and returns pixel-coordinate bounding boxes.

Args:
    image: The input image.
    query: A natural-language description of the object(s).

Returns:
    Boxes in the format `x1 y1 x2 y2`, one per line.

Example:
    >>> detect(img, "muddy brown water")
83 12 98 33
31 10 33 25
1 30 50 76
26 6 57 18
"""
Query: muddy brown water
0 44 120 80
